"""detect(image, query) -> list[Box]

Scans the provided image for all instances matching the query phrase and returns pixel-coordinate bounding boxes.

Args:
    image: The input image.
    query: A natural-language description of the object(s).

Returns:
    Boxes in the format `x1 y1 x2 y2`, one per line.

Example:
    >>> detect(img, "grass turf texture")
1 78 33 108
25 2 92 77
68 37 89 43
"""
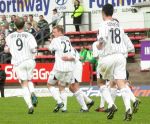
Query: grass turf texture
0 97 149 124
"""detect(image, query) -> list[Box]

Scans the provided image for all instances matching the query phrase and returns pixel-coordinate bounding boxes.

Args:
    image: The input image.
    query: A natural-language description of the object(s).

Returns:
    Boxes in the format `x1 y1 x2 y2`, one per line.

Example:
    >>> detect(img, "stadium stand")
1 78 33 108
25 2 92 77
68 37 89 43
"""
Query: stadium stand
37 28 150 60
35 28 150 83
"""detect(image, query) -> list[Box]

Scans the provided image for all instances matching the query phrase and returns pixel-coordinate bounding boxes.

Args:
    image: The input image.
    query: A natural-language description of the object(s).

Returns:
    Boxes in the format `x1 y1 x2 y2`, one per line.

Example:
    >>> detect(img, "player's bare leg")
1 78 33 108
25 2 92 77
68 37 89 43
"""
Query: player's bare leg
69 83 89 112
20 80 33 114
28 81 38 107
47 83 64 112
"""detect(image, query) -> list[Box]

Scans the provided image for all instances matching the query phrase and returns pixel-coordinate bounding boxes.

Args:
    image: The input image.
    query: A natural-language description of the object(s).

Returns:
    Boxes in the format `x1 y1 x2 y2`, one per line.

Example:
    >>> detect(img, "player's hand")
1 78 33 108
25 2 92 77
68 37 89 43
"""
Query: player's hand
62 56 75 61
62 56 69 61
96 42 104 50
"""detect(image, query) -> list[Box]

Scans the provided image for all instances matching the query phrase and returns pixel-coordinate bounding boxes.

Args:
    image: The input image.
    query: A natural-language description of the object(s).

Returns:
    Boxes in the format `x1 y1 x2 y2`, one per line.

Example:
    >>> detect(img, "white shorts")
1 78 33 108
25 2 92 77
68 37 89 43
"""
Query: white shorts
98 54 126 80
48 69 74 86
14 59 36 82
73 61 83 83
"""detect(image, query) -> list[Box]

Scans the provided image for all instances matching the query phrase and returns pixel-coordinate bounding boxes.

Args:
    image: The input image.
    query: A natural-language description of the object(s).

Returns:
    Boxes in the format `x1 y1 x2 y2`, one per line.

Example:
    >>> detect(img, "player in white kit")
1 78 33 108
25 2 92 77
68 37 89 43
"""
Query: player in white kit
4 17 38 114
94 33 140 114
96 4 135 121
92 41 109 112
69 48 94 112
47 25 89 112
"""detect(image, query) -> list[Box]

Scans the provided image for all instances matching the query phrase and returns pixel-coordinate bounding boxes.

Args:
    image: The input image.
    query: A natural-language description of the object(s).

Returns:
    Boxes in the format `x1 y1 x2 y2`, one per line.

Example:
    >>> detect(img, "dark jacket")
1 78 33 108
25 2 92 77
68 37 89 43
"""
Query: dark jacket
0 70 6 83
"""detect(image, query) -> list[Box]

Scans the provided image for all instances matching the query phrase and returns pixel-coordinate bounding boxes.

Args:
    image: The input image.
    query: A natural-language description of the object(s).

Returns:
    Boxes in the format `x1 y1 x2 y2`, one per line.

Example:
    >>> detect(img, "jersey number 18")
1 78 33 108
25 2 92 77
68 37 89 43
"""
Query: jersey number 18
110 28 121 44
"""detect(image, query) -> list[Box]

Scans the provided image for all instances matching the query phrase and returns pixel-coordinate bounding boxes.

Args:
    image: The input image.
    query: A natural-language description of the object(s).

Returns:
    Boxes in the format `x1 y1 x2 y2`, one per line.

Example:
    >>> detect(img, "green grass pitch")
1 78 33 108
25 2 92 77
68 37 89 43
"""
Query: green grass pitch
0 97 149 124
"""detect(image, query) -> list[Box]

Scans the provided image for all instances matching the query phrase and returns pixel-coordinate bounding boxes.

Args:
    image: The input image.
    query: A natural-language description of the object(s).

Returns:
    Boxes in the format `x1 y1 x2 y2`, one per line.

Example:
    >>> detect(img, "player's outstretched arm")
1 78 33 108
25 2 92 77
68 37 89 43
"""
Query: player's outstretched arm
61 56 75 61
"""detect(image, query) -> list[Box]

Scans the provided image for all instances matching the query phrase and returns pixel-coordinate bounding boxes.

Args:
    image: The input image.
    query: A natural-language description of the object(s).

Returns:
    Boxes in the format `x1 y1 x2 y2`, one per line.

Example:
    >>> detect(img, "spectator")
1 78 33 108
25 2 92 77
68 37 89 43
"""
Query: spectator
52 8 61 27
0 33 5 52
9 15 17 33
85 45 97 70
79 46 87 62
29 15 38 30
23 15 29 31
71 0 84 31
37 15 50 41
26 22 36 36
0 65 6 98
0 33 11 64
0 24 9 37
0 15 9 29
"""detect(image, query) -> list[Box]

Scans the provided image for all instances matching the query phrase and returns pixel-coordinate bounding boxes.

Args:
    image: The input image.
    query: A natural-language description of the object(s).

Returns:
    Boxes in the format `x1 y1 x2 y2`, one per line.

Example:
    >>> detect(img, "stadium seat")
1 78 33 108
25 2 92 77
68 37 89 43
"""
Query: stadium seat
134 44 141 48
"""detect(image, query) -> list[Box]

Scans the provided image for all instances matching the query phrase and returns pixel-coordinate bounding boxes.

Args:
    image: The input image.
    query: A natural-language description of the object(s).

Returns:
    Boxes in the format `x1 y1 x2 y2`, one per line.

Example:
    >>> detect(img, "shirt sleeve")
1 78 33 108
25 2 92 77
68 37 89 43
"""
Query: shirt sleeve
92 42 99 58
123 34 135 53
97 23 107 43
48 38 58 52
28 34 37 49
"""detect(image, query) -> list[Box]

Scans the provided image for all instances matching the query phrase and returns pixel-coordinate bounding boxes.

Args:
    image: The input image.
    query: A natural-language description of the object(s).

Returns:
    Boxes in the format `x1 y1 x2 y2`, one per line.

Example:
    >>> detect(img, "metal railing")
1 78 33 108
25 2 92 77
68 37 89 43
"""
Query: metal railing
63 11 92 32
0 12 92 63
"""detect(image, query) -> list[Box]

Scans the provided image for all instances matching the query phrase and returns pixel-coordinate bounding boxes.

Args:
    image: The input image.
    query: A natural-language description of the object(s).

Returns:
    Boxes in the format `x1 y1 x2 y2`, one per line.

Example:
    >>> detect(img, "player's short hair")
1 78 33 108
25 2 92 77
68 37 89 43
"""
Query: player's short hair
102 4 114 16
15 17 25 30
53 25 64 34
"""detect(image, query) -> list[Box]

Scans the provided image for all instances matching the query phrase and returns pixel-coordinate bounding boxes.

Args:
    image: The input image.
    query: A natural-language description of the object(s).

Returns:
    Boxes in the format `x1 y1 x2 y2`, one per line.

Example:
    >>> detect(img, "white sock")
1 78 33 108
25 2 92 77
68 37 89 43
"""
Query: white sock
28 81 35 93
22 86 33 108
110 88 117 102
81 90 92 104
126 85 136 103
74 89 88 110
60 90 68 111
48 86 62 104
100 85 114 108
120 88 132 112
99 89 105 108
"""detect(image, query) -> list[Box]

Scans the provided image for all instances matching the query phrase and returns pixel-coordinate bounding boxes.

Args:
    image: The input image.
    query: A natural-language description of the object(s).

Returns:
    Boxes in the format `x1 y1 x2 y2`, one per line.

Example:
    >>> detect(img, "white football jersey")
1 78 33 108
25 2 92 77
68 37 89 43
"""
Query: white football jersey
123 33 135 57
6 32 37 65
92 41 104 58
48 36 75 72
97 19 128 57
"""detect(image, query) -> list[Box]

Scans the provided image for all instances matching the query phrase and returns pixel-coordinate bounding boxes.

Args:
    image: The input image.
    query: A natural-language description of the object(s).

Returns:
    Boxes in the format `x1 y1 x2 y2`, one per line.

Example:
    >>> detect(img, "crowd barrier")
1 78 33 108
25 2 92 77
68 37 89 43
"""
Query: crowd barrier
1 62 92 84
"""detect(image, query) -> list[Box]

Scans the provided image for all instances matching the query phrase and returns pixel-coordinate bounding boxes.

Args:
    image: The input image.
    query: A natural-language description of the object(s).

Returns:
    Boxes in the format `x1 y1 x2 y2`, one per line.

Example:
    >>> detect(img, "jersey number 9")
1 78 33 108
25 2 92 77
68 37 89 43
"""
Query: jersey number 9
16 38 23 51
